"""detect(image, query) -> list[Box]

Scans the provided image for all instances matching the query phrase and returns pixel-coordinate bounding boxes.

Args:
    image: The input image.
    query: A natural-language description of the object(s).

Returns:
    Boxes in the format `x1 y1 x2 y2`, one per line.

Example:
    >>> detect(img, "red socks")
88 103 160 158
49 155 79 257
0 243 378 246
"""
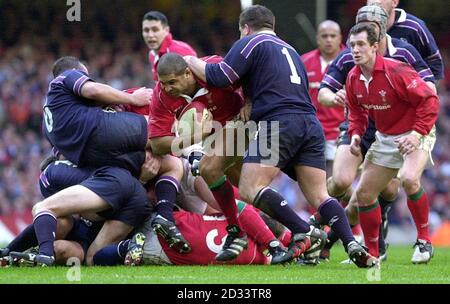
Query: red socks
238 204 275 248
407 187 430 242
358 201 381 257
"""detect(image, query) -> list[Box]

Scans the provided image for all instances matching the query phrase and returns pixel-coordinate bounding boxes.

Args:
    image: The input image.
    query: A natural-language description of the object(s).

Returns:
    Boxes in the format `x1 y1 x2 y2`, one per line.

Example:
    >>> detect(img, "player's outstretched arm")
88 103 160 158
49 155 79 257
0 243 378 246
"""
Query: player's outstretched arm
81 82 151 107
318 87 346 107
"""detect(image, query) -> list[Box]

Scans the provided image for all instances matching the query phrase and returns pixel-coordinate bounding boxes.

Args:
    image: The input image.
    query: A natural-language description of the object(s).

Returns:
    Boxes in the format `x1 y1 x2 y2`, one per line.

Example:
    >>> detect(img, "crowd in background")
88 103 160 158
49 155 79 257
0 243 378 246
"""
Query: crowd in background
0 0 448 234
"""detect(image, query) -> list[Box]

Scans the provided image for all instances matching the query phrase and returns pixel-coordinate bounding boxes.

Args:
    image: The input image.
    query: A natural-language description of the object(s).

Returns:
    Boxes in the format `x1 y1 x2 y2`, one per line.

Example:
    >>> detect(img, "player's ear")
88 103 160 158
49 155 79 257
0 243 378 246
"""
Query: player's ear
184 67 192 79
240 24 250 37
244 24 251 35
373 41 379 52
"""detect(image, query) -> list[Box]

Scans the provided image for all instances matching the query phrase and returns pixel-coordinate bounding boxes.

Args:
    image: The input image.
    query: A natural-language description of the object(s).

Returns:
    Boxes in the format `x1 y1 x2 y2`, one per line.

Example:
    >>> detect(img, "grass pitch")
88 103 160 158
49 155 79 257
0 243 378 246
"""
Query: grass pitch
0 246 449 284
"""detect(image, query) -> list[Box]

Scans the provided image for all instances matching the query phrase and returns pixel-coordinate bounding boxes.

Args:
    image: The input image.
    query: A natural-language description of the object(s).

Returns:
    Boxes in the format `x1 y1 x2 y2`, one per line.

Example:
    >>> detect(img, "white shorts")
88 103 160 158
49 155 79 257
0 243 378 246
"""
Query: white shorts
366 126 436 169
139 216 173 265
177 158 208 215
324 140 338 161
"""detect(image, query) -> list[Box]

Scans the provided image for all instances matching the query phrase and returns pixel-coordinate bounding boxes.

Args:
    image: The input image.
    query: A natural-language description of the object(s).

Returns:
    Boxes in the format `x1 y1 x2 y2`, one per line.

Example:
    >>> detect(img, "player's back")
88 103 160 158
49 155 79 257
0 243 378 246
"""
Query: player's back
231 32 315 122
44 70 102 165
389 8 442 79
159 211 269 265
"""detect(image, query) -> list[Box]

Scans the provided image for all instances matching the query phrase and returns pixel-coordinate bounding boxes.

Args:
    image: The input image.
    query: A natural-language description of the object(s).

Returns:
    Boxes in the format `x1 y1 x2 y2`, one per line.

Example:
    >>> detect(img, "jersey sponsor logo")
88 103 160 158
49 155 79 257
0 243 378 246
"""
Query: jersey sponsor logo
206 229 227 254
362 103 392 111
379 90 389 105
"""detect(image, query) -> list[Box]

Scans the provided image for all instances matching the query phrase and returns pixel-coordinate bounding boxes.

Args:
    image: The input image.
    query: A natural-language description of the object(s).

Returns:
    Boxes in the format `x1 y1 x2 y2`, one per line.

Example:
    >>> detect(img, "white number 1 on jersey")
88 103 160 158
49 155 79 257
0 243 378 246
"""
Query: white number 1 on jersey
281 47 301 85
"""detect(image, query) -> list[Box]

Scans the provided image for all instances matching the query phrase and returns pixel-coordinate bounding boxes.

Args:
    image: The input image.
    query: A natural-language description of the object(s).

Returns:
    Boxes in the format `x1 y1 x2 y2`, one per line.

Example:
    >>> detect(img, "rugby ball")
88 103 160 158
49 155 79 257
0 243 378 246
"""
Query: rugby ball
177 101 212 138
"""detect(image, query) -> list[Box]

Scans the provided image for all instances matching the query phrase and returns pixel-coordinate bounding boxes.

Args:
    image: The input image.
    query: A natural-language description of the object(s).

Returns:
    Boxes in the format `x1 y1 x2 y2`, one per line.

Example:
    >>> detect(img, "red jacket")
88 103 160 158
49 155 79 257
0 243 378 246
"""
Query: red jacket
346 55 438 138
301 48 345 140
148 33 197 81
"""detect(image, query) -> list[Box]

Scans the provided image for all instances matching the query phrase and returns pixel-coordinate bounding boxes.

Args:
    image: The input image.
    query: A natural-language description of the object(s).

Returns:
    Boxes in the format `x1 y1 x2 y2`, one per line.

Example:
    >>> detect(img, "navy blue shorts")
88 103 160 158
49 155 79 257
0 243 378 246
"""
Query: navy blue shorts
337 118 376 158
244 114 326 171
39 161 93 198
39 162 151 228
80 166 151 228
82 111 147 177
65 218 103 254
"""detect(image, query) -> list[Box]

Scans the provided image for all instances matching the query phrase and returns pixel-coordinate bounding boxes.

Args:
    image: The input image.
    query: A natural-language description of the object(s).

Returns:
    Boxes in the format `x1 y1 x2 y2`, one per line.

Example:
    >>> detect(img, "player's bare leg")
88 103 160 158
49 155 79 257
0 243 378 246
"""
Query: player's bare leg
85 220 133 265
54 240 85 265
327 145 363 199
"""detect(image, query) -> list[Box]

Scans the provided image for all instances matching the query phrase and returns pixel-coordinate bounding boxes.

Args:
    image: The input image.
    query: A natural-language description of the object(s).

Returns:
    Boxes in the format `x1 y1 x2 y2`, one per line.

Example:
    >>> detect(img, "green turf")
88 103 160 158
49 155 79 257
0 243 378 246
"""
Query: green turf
1 246 449 284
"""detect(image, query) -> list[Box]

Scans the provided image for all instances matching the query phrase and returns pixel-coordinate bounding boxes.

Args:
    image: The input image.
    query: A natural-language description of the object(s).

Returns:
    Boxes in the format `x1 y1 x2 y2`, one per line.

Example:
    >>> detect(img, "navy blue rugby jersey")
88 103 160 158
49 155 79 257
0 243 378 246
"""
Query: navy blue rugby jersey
43 69 102 165
388 8 443 80
205 31 315 122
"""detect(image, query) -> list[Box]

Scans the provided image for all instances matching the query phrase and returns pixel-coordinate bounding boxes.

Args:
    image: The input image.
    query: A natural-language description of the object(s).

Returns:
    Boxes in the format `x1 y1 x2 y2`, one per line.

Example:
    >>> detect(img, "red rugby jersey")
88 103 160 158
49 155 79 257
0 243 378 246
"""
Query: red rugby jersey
148 56 243 139
346 55 438 138
302 48 345 140
161 210 269 265
149 33 197 81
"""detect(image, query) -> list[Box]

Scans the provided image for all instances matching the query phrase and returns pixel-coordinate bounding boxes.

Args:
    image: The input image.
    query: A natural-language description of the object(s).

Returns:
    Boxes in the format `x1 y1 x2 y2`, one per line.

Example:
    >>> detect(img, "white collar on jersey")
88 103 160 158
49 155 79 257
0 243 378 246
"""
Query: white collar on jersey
179 88 209 103
385 34 397 57
255 30 277 36
395 8 408 23
151 50 159 63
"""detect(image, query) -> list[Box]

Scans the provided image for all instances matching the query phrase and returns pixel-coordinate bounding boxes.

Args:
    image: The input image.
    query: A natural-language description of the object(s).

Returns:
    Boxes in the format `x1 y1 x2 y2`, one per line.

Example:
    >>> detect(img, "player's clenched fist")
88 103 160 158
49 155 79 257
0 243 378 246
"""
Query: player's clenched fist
131 87 153 106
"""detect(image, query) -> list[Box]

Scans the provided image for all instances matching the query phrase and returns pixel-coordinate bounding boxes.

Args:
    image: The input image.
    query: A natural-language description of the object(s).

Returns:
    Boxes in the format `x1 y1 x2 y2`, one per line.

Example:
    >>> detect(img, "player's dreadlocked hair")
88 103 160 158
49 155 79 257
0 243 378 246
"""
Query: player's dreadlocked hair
239 5 275 31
